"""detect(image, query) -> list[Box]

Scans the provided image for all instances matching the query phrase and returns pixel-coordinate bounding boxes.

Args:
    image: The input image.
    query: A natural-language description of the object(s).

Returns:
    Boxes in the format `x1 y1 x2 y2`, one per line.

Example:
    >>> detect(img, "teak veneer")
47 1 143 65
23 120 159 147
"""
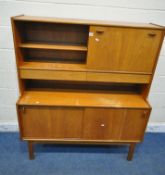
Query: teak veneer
11 15 165 160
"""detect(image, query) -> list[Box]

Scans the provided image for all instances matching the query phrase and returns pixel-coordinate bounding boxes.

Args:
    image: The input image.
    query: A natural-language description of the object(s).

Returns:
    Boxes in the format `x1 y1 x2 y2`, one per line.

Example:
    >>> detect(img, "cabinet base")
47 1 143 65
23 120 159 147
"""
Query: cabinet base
27 141 136 161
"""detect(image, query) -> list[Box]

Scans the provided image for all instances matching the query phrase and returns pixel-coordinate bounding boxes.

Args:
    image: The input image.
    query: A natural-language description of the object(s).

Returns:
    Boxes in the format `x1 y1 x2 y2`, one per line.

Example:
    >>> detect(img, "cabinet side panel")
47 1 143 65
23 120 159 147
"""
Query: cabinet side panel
11 18 25 95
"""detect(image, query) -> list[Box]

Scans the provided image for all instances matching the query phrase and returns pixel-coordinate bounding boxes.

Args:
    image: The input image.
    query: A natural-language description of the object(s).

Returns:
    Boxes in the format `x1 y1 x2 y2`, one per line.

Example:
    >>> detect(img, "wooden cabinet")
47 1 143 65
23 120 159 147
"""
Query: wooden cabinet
87 26 162 73
12 15 164 160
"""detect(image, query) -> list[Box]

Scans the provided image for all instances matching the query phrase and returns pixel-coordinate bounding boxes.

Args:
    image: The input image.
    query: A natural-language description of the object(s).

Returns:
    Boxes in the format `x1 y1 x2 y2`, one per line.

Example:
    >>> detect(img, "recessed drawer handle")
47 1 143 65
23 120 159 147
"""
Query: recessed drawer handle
148 33 156 37
96 30 105 34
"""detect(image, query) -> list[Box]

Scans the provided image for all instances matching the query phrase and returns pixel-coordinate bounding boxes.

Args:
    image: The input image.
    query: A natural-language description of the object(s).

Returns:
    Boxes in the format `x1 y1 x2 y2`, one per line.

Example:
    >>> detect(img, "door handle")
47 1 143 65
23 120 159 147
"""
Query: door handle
148 33 156 37
96 27 105 34
96 30 104 34
22 106 26 114
142 111 147 118
100 123 105 127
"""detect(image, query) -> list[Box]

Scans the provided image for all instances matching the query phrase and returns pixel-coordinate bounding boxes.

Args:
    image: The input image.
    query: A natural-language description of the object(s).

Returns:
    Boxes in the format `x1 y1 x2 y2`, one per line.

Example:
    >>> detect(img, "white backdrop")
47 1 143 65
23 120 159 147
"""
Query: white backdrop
0 0 165 124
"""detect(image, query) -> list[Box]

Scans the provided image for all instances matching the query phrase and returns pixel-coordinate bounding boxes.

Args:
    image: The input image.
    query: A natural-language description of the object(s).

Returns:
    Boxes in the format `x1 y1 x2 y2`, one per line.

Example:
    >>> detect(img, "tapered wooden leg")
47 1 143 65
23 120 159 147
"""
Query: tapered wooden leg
28 141 35 160
127 143 136 161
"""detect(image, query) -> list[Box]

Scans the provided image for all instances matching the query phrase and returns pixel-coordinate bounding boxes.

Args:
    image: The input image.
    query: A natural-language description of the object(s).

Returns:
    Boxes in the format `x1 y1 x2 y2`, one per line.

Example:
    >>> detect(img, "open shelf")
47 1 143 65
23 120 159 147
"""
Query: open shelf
21 48 87 64
19 43 87 51
25 80 143 94
18 90 150 109
15 21 89 45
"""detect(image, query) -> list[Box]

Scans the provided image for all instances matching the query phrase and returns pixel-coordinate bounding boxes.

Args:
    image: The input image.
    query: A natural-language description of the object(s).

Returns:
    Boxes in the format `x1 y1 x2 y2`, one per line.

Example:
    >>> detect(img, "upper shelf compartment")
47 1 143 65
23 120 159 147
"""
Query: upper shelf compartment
15 21 89 64
15 21 89 46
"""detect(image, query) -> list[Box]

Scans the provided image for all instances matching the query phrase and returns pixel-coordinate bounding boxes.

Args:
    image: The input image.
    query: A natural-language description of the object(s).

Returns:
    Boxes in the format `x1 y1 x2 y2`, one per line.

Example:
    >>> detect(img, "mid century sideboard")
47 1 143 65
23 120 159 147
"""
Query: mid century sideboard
11 15 165 160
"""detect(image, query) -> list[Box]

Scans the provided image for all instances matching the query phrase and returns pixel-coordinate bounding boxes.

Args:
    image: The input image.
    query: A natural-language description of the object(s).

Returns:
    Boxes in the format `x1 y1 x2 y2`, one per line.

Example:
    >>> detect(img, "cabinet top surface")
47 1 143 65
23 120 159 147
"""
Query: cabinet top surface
12 15 164 29
17 91 150 109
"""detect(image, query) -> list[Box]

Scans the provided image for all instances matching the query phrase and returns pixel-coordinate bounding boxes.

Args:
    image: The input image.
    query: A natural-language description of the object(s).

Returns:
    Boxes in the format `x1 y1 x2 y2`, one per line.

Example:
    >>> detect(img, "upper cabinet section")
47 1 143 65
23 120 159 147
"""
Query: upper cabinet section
87 26 163 73
12 15 164 74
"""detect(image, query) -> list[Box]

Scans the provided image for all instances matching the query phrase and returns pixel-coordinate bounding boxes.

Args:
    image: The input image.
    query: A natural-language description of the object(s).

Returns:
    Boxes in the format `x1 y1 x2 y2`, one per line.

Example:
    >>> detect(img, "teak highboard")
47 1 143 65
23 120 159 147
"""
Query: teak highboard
11 15 165 160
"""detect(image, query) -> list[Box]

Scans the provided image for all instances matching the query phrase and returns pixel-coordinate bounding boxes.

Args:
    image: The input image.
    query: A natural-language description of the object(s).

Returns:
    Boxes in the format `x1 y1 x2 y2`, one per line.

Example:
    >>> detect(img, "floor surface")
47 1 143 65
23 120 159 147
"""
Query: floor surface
0 132 165 175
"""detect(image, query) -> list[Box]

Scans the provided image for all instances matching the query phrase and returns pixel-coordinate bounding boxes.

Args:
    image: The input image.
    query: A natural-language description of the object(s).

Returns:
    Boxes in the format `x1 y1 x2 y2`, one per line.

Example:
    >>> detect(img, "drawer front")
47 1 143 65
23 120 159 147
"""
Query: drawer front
19 69 86 81
20 106 83 139
86 72 151 84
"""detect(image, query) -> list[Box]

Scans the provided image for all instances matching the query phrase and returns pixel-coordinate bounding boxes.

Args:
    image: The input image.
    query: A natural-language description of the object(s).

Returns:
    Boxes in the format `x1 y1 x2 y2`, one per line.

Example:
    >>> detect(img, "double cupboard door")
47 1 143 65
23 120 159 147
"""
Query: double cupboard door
19 106 150 142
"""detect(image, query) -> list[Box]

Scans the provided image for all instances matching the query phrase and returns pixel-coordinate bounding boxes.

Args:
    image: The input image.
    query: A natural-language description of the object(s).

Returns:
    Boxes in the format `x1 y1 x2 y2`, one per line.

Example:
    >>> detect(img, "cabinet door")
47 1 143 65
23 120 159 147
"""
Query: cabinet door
82 108 150 141
83 108 126 140
87 26 162 73
20 107 83 139
50 107 83 139
121 109 150 141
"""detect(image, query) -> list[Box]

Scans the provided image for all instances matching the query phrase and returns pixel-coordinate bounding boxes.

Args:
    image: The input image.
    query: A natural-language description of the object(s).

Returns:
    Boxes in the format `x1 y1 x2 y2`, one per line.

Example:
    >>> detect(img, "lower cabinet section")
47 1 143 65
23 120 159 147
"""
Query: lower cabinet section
19 106 150 142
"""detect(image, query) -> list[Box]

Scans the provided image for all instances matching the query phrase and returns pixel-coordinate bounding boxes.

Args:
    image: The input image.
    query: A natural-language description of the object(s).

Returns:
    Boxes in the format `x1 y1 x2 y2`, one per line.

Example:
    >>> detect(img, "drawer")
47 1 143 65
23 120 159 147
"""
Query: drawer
86 72 151 84
19 106 83 139
19 69 86 81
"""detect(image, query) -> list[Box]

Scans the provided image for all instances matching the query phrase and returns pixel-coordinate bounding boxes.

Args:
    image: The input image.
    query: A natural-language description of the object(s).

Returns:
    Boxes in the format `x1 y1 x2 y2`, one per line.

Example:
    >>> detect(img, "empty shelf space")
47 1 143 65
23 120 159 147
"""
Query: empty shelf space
14 21 89 46
25 80 143 94
21 48 87 64
19 43 87 51
18 91 150 109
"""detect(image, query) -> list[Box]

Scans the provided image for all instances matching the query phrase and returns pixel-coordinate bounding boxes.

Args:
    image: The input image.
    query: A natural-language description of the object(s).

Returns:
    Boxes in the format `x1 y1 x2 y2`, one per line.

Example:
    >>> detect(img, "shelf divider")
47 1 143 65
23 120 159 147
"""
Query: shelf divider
19 43 88 51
